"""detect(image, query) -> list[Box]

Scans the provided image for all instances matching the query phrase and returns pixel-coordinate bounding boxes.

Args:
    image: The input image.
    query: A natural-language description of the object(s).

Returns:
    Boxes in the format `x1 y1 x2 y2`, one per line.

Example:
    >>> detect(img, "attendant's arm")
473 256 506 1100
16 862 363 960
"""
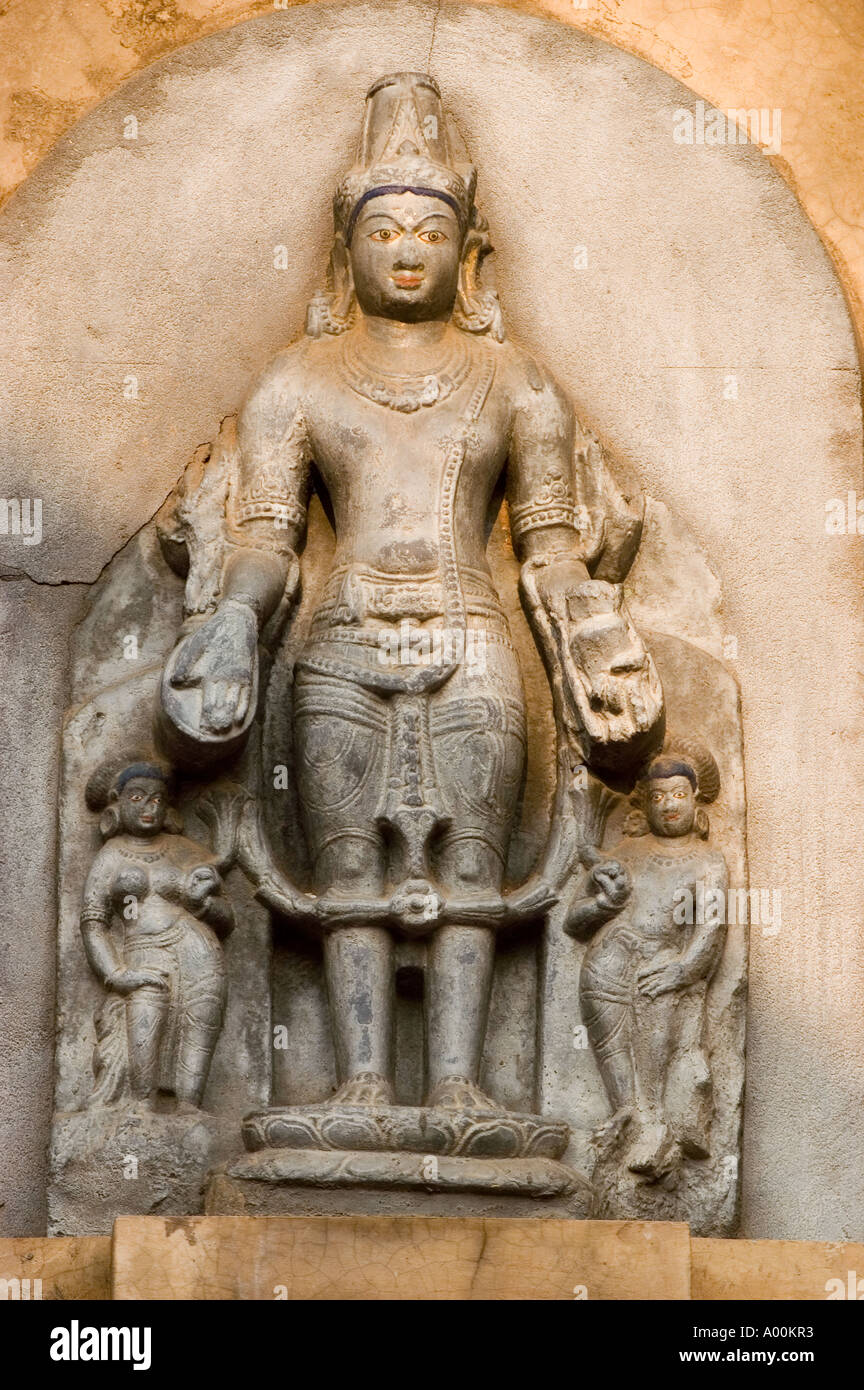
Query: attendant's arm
677 856 729 984
564 860 632 940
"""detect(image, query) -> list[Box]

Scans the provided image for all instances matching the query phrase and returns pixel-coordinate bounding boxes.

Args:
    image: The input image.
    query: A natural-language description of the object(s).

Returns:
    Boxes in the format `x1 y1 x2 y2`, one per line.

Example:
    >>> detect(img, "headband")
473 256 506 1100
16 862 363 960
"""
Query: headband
345 185 464 246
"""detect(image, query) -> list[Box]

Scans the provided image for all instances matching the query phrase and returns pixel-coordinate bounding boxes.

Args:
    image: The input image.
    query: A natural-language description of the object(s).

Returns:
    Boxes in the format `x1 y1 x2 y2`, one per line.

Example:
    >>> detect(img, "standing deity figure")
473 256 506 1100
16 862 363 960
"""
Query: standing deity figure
158 73 663 1117
79 758 234 1111
565 747 728 1180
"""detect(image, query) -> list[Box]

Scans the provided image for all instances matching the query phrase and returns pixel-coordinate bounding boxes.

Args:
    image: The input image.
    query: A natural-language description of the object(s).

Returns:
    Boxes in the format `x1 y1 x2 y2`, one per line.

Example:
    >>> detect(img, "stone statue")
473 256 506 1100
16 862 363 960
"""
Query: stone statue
564 745 728 1185
48 69 749 1233
155 72 664 1146
79 757 234 1112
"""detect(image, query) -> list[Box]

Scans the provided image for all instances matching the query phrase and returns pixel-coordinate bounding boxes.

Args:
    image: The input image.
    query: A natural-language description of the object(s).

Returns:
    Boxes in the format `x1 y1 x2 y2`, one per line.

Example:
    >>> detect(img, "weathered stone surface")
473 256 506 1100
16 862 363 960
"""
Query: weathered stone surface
50 1109 239 1238
241 1103 569 1159
47 529 272 1235
47 57 750 1234
0 580 85 1236
540 634 747 1235
207 1149 594 1219
112 1213 689 1299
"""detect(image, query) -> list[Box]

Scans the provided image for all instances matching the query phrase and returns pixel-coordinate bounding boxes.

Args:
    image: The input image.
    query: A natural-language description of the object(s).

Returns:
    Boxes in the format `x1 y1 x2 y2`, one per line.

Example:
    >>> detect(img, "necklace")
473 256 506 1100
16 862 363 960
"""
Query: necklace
341 332 471 412
117 839 167 863
646 840 701 868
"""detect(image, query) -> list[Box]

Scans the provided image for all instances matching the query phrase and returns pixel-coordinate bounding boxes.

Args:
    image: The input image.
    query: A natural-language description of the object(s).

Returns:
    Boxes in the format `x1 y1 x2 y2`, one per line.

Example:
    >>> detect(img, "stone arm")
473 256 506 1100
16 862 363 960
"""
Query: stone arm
180 865 237 941
160 350 313 753
677 855 729 985
507 359 663 775
563 860 633 941
220 350 313 620
197 893 235 940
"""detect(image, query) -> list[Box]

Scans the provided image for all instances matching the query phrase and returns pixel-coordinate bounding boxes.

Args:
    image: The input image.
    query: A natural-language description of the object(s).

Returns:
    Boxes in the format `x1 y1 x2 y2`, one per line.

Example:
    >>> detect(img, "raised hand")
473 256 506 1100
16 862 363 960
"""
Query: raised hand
590 859 632 910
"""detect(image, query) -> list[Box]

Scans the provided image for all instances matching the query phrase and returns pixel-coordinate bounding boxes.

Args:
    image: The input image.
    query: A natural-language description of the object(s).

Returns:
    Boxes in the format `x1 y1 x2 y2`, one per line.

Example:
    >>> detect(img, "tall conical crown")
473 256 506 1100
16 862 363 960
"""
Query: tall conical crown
335 72 476 243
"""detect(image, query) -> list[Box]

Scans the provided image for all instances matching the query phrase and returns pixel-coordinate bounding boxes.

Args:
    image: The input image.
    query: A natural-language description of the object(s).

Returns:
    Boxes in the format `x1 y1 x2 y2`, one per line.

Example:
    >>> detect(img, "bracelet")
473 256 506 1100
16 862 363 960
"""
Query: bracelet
221 595 261 620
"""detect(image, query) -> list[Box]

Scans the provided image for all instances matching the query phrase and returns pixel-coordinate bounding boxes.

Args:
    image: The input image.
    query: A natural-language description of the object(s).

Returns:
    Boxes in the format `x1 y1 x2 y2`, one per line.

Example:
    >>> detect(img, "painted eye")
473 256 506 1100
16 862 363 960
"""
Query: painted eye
371 228 396 241
419 229 446 243
130 793 142 802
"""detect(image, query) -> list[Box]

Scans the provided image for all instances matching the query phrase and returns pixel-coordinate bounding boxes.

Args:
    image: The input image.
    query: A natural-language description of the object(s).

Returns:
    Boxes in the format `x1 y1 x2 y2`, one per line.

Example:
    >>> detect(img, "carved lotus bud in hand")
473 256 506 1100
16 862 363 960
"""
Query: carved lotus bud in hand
590 859 632 912
170 599 258 735
182 864 220 910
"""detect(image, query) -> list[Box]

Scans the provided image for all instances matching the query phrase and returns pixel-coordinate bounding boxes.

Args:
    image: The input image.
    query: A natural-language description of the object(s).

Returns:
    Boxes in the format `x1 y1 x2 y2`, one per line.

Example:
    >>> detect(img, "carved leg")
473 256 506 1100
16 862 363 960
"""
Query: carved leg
668 988 712 1159
312 817 394 1104
425 925 498 1109
425 829 502 1110
175 986 226 1110
627 990 676 1176
324 926 395 1105
580 934 636 1142
125 985 169 1103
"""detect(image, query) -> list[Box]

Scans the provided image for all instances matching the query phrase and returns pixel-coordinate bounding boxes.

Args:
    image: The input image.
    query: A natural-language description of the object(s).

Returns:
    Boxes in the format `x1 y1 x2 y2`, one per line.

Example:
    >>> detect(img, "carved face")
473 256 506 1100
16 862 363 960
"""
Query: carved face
349 192 462 321
117 777 167 836
645 775 696 838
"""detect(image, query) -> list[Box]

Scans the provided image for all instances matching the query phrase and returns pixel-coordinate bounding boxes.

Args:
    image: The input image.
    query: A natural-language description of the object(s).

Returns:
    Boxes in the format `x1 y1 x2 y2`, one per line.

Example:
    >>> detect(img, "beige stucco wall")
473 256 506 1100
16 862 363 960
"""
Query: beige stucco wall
2 0 864 337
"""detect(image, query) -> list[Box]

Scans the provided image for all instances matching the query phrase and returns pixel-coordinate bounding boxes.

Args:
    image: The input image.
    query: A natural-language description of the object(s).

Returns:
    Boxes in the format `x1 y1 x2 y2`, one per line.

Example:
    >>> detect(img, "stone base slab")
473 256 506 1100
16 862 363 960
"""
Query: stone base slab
241 1103 569 1160
48 1106 239 1237
206 1147 594 1220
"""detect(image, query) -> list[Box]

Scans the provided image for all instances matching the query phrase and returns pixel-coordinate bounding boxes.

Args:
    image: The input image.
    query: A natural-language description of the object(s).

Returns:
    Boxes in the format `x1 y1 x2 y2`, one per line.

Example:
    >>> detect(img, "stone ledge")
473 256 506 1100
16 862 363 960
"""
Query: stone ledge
111 1214 690 1300
0 1235 111 1300
4 1223 864 1299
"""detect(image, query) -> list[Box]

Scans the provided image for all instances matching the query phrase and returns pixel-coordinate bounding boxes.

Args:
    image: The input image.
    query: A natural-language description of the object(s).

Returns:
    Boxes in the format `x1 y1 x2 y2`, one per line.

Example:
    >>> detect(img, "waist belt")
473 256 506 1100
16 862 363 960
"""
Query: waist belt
313 564 504 627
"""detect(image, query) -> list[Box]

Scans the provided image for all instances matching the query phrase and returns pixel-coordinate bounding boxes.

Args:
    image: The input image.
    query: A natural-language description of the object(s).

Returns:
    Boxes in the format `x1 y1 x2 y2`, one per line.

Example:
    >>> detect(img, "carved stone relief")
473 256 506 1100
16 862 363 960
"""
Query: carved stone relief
48 70 747 1236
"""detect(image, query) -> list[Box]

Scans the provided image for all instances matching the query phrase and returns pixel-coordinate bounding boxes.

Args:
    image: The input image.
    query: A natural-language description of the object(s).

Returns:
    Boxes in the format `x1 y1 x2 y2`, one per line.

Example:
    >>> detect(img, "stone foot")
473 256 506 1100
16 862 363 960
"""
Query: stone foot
425 1075 504 1113
593 1106 632 1150
678 1121 711 1161
626 1120 674 1177
328 1073 394 1107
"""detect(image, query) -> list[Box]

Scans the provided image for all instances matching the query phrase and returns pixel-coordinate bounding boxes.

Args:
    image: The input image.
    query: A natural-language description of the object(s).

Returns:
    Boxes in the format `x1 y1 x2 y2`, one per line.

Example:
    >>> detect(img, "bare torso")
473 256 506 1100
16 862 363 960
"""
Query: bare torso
296 326 518 584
